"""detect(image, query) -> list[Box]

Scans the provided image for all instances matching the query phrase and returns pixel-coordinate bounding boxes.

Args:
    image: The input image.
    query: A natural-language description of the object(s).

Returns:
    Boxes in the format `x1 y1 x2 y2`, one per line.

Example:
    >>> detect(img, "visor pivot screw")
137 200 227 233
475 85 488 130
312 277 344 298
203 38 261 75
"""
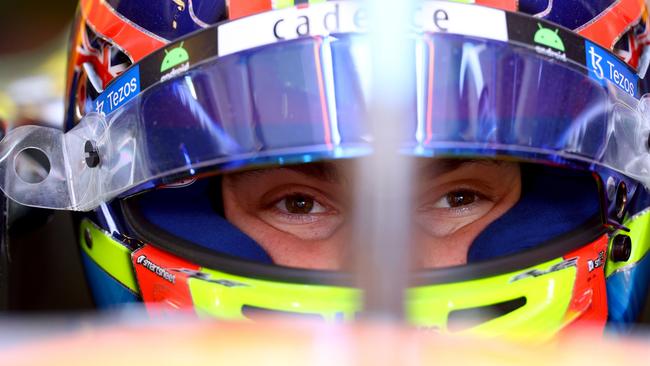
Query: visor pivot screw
84 228 93 250
614 182 627 220
84 140 100 168
611 234 632 262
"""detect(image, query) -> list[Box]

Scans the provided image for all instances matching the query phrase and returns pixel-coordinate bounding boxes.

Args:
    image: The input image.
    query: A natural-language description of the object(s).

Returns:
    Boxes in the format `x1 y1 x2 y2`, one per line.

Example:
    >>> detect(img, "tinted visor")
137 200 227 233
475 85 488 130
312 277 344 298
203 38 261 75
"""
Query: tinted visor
0 32 646 210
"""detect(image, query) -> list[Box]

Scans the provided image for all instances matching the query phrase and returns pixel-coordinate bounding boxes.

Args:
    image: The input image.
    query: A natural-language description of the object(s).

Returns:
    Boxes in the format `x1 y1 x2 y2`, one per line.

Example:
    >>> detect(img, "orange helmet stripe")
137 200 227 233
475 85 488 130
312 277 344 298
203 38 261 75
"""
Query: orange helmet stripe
227 0 273 20
577 0 645 49
80 0 167 62
476 0 517 12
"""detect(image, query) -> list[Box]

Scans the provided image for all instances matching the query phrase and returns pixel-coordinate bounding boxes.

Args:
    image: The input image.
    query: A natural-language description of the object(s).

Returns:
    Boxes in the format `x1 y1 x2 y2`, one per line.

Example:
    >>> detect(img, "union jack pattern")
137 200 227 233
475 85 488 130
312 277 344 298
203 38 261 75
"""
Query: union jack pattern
75 24 132 93
615 10 650 68
72 22 132 119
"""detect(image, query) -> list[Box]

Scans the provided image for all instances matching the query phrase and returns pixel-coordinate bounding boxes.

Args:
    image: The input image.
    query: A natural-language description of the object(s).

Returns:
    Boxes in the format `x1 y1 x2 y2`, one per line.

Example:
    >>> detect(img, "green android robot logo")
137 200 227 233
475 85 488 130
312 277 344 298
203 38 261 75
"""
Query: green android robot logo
160 42 189 72
533 23 565 52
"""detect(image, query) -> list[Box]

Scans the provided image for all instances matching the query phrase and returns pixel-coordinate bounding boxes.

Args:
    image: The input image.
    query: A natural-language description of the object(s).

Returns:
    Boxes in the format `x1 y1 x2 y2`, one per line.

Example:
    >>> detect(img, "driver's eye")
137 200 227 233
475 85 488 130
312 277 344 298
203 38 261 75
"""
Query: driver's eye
446 190 478 208
285 194 314 214
276 194 326 215
432 190 482 209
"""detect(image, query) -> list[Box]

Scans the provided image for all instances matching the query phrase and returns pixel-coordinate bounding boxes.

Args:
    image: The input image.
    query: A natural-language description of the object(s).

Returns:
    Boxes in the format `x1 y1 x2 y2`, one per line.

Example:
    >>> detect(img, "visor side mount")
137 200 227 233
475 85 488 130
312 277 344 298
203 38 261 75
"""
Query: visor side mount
14 147 51 184
84 140 100 168
611 234 632 262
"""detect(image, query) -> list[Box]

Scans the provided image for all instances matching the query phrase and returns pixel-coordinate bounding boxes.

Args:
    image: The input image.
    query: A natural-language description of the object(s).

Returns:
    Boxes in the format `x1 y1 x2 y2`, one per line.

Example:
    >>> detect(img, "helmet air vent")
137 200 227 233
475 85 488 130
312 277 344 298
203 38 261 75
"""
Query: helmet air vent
447 297 527 332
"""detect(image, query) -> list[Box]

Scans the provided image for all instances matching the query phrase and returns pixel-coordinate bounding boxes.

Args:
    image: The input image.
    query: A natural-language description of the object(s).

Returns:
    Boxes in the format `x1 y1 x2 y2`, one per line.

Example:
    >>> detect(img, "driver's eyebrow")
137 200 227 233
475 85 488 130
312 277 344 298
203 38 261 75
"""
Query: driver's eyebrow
231 162 342 183
232 159 503 183
423 159 505 179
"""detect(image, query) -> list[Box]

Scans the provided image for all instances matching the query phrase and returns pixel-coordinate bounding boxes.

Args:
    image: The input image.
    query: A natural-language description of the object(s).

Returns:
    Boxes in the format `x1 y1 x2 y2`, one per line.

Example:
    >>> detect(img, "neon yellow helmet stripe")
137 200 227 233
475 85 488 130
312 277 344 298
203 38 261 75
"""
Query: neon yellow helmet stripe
79 219 139 293
188 257 575 339
80 219 584 339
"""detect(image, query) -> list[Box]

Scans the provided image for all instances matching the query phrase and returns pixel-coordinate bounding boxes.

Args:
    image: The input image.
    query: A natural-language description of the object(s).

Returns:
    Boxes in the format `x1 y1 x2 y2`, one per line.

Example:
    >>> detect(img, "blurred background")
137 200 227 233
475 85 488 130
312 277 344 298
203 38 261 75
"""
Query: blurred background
0 0 93 312
0 1 76 54
0 0 76 127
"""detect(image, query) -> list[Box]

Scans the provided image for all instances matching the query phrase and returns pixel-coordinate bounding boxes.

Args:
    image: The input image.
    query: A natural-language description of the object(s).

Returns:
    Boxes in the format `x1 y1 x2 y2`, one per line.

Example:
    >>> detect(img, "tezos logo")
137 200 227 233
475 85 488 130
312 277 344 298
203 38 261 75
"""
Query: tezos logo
587 44 636 97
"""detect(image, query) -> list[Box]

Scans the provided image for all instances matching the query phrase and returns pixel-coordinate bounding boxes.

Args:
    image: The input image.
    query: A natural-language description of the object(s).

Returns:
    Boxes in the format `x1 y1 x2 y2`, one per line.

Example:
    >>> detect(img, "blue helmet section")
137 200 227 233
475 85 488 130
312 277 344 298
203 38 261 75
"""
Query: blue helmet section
80 251 139 308
105 0 227 40
606 252 650 331
605 186 650 332
468 166 600 262
518 0 618 29
136 179 274 264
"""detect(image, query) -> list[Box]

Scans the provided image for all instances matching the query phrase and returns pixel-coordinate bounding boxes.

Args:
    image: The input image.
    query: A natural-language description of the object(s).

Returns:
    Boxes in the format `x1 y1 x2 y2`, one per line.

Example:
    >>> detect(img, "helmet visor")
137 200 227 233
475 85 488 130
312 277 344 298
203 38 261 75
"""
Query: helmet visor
0 31 647 210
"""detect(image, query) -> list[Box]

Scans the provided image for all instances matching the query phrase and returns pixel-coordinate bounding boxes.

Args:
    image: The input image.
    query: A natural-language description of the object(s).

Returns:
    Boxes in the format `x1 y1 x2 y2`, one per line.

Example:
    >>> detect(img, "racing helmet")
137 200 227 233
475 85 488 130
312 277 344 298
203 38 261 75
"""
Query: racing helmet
2 0 650 339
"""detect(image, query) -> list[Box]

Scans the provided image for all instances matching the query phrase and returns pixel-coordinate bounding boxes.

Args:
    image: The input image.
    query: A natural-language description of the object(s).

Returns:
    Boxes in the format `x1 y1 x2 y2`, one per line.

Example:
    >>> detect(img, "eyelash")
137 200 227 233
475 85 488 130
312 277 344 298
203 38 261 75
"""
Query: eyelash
275 194 326 213
266 191 334 224
258 189 344 240
434 190 484 208
420 188 491 216
413 187 497 237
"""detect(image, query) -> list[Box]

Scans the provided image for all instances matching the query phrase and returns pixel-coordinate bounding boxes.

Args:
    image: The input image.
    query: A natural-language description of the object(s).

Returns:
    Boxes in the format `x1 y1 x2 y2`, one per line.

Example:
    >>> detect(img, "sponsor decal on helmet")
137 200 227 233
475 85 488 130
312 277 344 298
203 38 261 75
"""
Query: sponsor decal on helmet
90 27 217 115
132 245 199 310
506 12 584 64
136 254 176 284
160 42 191 81
160 42 190 72
506 9 641 98
587 251 606 272
218 1 508 56
509 257 578 282
174 268 249 287
534 23 565 52
93 65 140 116
586 40 639 98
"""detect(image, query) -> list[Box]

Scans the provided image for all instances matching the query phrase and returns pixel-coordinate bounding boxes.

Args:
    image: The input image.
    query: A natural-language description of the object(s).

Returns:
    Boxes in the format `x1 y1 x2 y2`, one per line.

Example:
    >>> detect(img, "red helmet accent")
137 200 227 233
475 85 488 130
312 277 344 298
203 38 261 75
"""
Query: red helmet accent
80 0 167 62
577 0 645 49
133 245 199 314
562 234 609 332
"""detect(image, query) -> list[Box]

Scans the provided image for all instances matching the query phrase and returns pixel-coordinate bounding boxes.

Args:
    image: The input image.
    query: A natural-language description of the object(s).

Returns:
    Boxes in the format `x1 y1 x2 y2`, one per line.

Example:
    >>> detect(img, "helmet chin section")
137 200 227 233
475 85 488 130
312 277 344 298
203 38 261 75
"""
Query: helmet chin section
80 215 610 339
